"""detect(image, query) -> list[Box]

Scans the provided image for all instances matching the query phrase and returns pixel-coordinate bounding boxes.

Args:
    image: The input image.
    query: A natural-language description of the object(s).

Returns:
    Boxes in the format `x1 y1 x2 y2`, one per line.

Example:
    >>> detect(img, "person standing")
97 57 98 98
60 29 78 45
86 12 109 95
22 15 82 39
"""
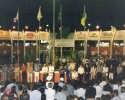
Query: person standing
96 64 103 82
8 64 14 82
102 63 109 80
116 63 123 80
2 64 8 82
27 64 33 83
90 65 96 81
42 63 48 81
21 63 27 83
84 63 90 83
109 64 115 81
48 63 54 76
14 64 20 82
78 64 84 83
65 63 71 81
34 64 40 83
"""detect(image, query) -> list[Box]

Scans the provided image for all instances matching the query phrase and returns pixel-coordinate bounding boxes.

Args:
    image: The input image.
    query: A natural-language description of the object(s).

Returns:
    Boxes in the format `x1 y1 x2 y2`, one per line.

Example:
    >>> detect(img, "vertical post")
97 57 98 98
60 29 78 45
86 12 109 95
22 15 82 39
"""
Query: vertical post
60 5 62 65
10 30 13 63
17 7 19 65
39 22 41 64
23 30 25 62
123 40 125 55
53 0 55 67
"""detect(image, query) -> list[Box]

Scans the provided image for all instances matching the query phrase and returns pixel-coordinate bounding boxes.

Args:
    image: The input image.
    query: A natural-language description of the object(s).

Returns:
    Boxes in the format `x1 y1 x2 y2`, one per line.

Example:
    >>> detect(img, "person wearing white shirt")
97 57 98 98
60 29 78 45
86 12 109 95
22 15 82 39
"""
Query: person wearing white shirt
111 90 121 100
30 85 41 100
118 79 125 95
42 64 48 81
78 64 84 83
75 85 86 99
95 81 102 99
71 69 78 80
54 86 66 100
119 87 125 100
45 83 55 100
99 77 107 88
90 65 96 80
58 77 65 87
102 64 108 80
46 75 54 88
48 63 54 76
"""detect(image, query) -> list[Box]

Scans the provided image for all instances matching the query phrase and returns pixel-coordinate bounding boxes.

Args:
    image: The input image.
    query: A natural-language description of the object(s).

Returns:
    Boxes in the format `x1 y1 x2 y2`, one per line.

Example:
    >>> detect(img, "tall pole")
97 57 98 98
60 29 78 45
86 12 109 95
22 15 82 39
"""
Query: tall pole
60 5 62 65
39 22 40 64
17 7 19 65
53 0 55 67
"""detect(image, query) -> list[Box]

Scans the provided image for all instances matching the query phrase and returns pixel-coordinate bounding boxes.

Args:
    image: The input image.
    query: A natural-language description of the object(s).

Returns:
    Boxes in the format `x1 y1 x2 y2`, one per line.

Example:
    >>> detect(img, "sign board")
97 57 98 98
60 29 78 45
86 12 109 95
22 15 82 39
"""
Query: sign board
88 31 100 40
74 31 88 40
55 39 74 47
11 31 24 40
114 30 125 40
24 31 36 40
38 31 49 40
0 30 10 40
100 31 114 40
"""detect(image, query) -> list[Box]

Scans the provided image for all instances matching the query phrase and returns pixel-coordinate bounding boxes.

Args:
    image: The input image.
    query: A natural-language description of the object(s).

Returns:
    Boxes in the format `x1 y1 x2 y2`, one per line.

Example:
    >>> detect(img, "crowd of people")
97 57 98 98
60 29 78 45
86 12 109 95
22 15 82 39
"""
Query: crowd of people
0 55 125 100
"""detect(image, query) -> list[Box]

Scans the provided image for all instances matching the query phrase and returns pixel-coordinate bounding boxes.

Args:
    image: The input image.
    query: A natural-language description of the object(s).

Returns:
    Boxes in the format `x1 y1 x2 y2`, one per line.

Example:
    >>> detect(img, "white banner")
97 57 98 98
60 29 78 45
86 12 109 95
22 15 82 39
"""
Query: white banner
88 31 100 40
38 31 49 40
11 31 24 40
114 30 125 40
24 31 36 40
55 39 74 47
74 31 88 40
100 31 114 40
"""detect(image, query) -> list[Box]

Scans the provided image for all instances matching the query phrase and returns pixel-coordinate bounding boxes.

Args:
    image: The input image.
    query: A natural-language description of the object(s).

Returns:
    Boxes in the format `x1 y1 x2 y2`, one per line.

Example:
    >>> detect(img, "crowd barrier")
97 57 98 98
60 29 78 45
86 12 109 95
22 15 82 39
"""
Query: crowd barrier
0 71 67 83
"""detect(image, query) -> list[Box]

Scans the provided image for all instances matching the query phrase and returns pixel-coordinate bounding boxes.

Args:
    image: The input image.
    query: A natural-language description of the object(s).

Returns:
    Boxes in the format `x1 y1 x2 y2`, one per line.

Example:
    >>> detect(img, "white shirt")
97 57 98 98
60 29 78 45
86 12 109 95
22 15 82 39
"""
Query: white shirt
118 84 125 95
49 66 54 73
75 88 86 99
113 84 119 90
122 61 125 66
72 72 78 80
45 88 55 100
119 92 125 100
30 90 41 100
95 85 102 99
78 67 84 74
54 92 66 100
42 67 48 73
99 81 107 88
111 96 121 100
102 67 108 73
58 82 65 87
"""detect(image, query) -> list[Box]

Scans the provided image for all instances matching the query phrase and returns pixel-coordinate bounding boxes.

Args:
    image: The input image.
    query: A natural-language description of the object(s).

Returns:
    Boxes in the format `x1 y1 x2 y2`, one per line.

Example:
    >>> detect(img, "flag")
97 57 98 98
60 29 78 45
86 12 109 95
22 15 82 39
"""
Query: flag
81 11 87 26
37 6 42 21
13 11 18 23
57 12 61 22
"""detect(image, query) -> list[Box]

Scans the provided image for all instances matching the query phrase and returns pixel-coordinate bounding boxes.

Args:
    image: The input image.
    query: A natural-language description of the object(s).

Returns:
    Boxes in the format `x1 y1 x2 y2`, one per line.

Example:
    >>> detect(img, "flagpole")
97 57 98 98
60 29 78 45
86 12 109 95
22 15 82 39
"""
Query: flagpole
17 7 19 65
39 21 40 64
83 5 86 59
53 0 55 67
60 5 62 65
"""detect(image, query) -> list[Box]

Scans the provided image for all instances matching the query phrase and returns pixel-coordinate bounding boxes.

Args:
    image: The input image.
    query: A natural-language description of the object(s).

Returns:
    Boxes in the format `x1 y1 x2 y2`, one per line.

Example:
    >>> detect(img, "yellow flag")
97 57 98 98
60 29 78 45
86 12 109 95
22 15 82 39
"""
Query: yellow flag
37 6 42 21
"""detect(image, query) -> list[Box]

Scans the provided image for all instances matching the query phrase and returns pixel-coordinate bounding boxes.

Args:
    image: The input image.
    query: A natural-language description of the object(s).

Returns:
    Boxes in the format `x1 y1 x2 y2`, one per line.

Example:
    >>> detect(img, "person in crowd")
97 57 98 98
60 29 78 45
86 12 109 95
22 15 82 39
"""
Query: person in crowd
62 85 70 98
102 63 108 81
75 84 86 99
1 87 5 96
14 63 20 82
8 64 14 82
1 94 9 100
109 64 115 81
42 63 48 81
85 80 96 99
59 77 65 87
21 63 27 83
65 62 71 81
30 84 41 100
27 63 33 83
66 80 74 97
20 88 29 100
46 75 54 88
2 64 8 82
99 77 107 88
48 63 54 76
54 86 66 100
90 64 96 81
95 81 102 99
45 83 55 100
78 64 84 83
17 85 23 98
6 79 19 93
59 65 65 78
9 86 18 99
118 79 125 95
122 59 125 79
96 64 103 82
119 86 125 100
111 90 121 100
84 63 90 83
34 64 40 83
116 63 123 80
71 69 78 81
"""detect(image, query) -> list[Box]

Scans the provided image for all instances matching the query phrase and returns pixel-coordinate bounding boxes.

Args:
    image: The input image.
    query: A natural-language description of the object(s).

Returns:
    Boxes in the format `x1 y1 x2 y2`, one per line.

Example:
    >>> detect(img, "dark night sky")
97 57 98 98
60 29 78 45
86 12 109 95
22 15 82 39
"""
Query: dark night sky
0 0 125 32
